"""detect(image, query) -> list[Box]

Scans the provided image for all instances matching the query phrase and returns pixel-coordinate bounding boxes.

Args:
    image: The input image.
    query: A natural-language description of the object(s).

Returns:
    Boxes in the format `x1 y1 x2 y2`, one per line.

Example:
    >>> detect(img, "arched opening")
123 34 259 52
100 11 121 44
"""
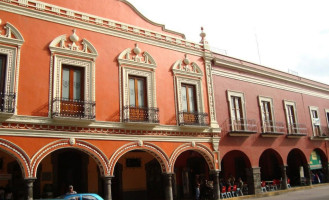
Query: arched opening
0 149 25 200
221 150 251 195
287 149 309 186
309 149 328 184
173 150 210 200
112 150 165 200
259 149 283 181
35 148 103 198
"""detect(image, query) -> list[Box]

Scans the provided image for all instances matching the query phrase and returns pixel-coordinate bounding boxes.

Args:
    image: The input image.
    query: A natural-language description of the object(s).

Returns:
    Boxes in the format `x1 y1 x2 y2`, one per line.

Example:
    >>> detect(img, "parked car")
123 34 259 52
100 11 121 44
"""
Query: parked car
57 193 104 200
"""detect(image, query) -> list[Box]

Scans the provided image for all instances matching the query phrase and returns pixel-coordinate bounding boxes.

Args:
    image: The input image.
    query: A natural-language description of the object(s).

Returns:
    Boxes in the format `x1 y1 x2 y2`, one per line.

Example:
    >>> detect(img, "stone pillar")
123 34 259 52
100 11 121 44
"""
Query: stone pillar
304 164 312 186
25 178 36 200
280 165 288 189
103 176 114 200
210 170 221 200
246 167 261 195
164 173 174 200
323 161 329 183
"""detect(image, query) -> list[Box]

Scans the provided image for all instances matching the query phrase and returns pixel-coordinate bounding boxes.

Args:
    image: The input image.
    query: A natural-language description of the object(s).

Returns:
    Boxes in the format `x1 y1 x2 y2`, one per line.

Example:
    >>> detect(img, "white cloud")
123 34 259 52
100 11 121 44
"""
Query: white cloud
128 0 329 85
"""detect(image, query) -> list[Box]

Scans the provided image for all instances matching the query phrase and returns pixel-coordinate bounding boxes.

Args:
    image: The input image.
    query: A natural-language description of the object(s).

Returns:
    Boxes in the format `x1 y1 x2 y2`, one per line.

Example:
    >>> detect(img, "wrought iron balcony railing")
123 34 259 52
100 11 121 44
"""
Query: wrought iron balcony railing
287 123 307 135
52 98 95 119
229 118 257 133
178 111 209 126
261 120 285 134
0 92 15 113
123 106 159 123
312 126 329 137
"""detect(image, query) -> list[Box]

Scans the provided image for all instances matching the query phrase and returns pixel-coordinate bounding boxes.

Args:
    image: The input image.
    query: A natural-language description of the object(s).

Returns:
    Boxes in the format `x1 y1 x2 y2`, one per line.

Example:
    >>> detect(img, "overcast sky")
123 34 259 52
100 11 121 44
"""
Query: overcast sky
128 0 329 85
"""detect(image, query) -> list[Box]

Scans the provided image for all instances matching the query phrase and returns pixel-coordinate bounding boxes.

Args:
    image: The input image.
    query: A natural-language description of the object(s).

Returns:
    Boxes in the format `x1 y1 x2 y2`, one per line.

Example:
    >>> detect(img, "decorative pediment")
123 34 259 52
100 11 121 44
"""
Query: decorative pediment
118 44 156 70
49 29 98 60
172 55 203 78
0 19 24 46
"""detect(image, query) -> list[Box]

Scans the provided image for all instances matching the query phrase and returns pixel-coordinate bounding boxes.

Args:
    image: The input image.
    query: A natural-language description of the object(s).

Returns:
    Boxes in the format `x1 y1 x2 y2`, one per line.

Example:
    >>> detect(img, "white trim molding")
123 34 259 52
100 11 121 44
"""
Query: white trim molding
118 44 158 123
49 30 97 120
0 19 24 115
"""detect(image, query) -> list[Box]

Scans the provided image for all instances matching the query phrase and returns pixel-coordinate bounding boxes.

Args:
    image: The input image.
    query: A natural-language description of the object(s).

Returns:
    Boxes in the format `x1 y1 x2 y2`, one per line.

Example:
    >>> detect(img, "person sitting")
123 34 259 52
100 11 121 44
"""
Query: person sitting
66 185 77 194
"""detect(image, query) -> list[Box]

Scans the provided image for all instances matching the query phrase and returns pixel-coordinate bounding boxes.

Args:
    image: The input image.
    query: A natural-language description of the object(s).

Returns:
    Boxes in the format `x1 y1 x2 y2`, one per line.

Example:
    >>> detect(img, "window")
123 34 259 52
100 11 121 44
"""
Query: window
118 44 159 123
0 21 24 114
284 101 299 134
128 75 148 121
49 30 97 120
310 108 321 136
326 109 329 128
259 97 275 132
172 56 207 126
227 91 247 131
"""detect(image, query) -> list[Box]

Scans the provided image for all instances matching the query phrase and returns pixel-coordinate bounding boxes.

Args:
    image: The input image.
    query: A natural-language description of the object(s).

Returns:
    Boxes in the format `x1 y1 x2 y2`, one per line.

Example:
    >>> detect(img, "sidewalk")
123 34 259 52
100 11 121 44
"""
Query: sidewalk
229 183 329 200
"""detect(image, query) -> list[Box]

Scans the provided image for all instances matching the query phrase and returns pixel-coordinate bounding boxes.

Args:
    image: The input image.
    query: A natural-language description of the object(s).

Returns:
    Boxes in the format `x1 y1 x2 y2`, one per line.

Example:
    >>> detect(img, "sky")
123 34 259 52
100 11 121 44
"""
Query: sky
128 0 329 85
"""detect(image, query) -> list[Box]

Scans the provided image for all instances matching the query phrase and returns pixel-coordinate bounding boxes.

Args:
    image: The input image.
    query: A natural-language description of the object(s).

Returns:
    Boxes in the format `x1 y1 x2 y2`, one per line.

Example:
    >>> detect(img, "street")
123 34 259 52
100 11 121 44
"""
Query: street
246 185 329 200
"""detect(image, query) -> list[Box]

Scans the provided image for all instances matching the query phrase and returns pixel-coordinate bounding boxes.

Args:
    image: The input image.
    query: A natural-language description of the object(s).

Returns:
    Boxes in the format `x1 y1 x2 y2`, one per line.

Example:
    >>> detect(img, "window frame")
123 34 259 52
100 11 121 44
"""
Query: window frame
309 106 321 136
258 96 275 133
283 100 298 134
227 91 246 131
49 31 97 120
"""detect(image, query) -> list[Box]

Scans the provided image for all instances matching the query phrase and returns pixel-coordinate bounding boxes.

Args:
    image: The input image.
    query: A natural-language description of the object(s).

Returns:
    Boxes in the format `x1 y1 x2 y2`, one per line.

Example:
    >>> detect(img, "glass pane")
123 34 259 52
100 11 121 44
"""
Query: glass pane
129 78 135 106
73 69 81 100
137 79 145 107
62 68 70 99
181 86 187 112
188 87 195 112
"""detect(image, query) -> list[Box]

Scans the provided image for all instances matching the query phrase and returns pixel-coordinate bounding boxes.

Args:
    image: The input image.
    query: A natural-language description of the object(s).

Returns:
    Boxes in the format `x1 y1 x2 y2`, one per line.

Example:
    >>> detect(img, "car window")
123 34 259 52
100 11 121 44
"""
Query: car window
82 195 97 200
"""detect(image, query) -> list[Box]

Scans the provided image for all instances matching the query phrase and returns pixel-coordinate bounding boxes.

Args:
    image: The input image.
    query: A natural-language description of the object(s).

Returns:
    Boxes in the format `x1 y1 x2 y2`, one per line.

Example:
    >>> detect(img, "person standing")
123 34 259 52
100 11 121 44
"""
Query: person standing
66 185 77 194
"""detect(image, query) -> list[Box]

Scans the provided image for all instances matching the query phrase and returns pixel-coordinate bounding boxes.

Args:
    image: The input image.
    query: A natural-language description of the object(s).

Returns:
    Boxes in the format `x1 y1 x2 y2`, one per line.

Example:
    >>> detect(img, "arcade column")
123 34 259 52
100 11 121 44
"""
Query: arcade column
103 176 114 200
246 167 261 194
25 178 36 200
280 165 288 189
163 173 174 200
210 170 221 200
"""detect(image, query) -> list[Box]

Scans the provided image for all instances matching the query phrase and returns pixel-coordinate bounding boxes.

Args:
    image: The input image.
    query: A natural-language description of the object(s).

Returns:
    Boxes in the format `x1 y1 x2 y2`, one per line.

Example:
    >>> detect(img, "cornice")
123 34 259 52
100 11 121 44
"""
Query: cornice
0 128 213 143
0 114 220 134
212 68 329 100
0 0 204 56
213 58 329 93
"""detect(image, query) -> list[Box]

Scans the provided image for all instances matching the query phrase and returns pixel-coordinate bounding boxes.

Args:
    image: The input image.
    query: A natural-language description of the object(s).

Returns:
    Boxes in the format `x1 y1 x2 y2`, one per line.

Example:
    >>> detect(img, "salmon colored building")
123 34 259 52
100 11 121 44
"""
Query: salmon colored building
0 0 328 200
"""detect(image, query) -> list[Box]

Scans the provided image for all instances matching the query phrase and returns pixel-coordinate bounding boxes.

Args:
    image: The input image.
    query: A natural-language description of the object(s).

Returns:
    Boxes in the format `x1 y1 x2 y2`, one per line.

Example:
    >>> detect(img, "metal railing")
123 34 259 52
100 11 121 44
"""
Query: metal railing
0 92 15 113
123 106 159 123
287 123 307 135
178 111 209 126
313 126 329 137
52 98 95 119
262 120 285 134
230 118 257 132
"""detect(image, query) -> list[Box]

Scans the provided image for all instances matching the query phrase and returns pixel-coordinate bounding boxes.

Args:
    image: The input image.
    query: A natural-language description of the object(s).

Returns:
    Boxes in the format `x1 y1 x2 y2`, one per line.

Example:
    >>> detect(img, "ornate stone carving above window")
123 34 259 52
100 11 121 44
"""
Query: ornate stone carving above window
49 29 97 120
118 44 158 124
172 55 203 78
0 19 24 114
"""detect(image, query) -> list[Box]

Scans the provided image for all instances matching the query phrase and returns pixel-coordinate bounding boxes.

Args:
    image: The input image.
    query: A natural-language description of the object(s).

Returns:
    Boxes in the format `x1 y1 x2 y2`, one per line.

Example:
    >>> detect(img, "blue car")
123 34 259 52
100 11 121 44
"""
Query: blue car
57 193 104 200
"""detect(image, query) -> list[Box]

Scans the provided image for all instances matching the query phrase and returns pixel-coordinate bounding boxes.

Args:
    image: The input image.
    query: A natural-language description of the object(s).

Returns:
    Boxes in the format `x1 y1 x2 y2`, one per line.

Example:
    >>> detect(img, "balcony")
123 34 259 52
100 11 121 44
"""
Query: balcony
228 118 257 136
0 92 15 114
52 98 95 120
123 106 159 124
261 120 285 137
178 111 209 127
286 123 307 138
310 126 329 141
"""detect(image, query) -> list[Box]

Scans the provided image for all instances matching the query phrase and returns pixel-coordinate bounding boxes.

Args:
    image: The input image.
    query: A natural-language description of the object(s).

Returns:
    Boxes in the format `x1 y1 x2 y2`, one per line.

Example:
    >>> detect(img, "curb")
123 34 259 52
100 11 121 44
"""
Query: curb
228 183 329 199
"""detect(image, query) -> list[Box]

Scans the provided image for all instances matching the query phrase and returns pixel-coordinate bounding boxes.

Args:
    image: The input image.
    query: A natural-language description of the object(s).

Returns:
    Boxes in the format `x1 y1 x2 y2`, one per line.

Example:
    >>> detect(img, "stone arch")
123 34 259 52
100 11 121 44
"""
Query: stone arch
0 138 31 178
108 141 169 175
259 148 284 165
169 143 215 173
30 138 109 177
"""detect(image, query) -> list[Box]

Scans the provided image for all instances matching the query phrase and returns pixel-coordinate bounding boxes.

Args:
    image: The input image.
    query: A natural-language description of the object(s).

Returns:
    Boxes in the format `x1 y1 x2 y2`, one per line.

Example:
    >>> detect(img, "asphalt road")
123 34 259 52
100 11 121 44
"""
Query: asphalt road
246 185 329 200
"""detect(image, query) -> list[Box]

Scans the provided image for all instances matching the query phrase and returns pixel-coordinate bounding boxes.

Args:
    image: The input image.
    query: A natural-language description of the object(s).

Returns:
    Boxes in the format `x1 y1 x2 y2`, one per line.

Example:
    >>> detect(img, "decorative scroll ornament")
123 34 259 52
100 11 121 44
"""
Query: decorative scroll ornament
118 44 156 69
172 54 203 78
0 19 24 46
137 140 143 147
49 29 98 59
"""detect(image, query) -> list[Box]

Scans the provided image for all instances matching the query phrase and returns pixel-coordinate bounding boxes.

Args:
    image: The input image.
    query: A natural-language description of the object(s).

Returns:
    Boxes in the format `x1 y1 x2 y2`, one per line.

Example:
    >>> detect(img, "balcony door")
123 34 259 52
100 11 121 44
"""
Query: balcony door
181 84 197 123
231 96 244 130
286 105 297 133
128 75 147 121
61 65 84 117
